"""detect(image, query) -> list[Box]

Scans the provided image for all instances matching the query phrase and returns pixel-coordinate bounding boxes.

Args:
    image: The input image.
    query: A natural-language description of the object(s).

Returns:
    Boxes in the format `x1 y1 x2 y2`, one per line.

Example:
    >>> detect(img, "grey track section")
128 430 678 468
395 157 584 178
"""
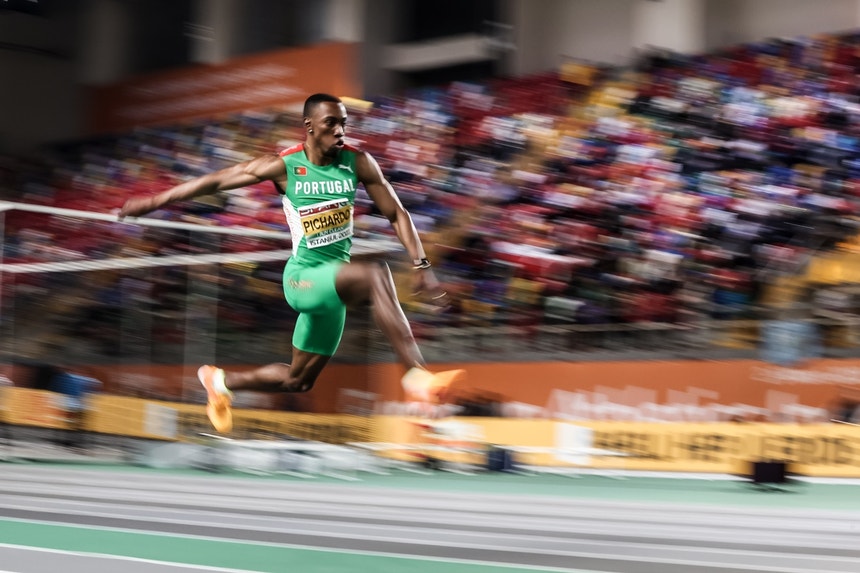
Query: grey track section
0 547 229 573
1 465 859 573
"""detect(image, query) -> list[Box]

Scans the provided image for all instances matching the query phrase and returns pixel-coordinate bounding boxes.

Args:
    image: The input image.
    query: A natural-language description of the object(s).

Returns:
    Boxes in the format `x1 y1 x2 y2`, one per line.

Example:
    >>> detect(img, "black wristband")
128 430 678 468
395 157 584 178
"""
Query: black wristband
412 258 431 270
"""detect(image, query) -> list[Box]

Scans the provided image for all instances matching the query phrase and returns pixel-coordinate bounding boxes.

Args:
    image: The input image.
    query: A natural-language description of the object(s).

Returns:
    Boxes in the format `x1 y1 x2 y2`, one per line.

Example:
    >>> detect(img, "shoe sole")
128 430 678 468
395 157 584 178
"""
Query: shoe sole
198 366 233 433
404 369 466 404
428 369 466 403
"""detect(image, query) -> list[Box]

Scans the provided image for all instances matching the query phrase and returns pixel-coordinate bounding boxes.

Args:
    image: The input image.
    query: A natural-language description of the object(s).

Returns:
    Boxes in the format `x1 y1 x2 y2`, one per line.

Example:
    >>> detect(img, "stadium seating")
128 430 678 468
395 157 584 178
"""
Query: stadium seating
4 30 860 363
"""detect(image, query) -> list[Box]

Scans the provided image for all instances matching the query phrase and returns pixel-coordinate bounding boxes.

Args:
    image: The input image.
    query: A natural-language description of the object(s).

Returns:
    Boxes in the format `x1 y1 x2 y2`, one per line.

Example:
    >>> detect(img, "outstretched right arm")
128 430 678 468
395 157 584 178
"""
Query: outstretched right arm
119 154 287 218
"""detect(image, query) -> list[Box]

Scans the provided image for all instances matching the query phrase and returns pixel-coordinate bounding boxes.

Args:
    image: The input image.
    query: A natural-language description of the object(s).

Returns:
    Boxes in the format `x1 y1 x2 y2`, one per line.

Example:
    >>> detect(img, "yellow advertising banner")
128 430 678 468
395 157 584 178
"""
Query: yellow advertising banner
374 416 860 478
0 389 371 444
580 421 860 476
4 387 859 477
86 395 372 444
1 387 72 429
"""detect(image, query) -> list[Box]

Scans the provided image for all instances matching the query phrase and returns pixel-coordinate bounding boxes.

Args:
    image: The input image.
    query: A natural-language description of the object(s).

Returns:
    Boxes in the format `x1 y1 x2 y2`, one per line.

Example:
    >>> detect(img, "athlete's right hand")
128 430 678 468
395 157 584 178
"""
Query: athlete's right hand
118 196 157 220
413 268 450 312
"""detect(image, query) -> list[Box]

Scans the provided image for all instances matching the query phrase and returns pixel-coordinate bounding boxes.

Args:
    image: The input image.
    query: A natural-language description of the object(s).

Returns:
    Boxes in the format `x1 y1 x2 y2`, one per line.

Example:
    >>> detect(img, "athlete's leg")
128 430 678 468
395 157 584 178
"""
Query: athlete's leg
222 348 330 393
198 262 347 432
203 299 343 397
199 260 460 433
335 261 464 402
198 346 330 434
335 261 424 369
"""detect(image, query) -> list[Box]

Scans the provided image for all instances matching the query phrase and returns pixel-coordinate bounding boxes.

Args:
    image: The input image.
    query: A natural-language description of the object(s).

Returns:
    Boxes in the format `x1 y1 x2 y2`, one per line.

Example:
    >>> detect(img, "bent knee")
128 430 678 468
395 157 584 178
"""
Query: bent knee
287 376 316 393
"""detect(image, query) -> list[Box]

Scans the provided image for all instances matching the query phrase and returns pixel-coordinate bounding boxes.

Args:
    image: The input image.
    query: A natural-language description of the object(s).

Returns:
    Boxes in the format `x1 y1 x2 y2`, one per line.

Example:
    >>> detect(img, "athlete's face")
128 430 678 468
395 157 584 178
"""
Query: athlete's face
306 102 348 158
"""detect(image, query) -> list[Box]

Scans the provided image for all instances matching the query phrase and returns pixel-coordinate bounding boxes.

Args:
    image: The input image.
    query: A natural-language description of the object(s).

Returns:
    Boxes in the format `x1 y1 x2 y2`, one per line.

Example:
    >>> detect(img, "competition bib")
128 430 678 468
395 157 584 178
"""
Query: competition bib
298 198 353 249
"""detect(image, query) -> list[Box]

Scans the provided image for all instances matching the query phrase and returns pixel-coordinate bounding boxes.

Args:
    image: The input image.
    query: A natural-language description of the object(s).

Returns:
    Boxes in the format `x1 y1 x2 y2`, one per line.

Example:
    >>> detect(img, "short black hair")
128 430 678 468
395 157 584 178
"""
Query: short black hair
303 93 342 118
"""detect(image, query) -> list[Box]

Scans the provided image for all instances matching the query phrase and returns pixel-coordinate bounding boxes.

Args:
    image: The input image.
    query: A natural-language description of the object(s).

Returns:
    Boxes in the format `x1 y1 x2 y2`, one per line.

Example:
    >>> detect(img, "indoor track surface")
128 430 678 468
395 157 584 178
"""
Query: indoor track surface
0 464 859 572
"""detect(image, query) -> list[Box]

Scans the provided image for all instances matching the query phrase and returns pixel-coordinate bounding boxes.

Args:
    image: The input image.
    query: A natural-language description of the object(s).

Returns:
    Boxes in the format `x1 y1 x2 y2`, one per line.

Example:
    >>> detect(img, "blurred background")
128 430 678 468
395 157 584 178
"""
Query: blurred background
2 0 860 467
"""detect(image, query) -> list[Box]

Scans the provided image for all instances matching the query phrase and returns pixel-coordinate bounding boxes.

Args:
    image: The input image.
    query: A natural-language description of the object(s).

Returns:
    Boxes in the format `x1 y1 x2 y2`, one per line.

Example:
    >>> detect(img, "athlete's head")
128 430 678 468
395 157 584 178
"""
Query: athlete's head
303 93 347 159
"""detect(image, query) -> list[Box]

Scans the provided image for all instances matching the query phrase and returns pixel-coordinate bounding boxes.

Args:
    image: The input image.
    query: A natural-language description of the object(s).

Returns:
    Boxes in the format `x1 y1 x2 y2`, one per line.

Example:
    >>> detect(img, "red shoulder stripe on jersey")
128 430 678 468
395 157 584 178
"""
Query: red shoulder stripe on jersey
279 143 304 157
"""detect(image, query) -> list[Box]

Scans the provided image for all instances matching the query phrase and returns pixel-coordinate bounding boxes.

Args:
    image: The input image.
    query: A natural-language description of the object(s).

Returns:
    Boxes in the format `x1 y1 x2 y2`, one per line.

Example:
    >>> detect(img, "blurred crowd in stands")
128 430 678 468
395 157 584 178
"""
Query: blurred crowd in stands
4 31 860 364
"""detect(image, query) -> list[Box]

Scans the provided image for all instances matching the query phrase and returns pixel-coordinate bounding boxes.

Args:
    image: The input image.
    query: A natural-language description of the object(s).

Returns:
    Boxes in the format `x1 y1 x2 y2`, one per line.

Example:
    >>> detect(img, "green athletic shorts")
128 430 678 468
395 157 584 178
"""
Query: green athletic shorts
282 259 346 357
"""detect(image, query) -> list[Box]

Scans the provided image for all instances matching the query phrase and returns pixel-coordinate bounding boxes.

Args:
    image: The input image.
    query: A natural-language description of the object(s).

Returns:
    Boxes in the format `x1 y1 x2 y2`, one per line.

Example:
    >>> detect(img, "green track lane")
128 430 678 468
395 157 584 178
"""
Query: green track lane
0 518 595 573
